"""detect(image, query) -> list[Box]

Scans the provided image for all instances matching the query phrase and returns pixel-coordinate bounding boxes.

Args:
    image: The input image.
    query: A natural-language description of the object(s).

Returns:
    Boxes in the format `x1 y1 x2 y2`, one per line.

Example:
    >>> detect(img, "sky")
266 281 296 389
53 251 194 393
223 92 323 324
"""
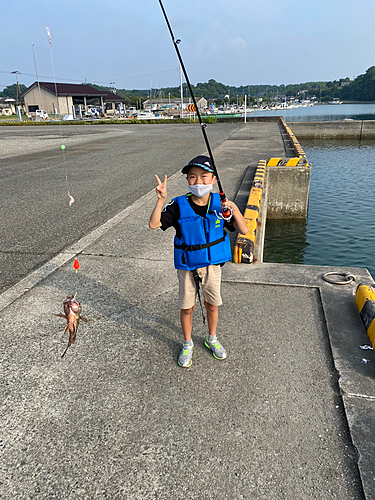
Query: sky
2 0 375 92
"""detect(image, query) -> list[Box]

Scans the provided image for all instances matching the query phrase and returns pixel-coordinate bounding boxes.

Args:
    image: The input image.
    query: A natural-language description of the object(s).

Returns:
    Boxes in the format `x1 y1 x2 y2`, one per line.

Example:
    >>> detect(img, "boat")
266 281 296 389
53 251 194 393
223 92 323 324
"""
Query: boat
201 109 242 118
329 99 343 105
202 112 242 118
134 111 157 119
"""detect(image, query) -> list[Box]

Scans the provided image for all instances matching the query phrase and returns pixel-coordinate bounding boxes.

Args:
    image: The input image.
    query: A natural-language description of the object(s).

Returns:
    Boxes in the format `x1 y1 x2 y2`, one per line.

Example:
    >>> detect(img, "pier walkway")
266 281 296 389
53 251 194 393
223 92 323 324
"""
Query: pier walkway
1 122 374 499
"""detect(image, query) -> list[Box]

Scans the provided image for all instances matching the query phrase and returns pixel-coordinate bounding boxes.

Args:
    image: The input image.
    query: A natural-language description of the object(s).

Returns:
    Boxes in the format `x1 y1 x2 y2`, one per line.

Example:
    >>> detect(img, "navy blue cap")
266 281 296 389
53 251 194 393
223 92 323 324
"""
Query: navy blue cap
182 155 215 175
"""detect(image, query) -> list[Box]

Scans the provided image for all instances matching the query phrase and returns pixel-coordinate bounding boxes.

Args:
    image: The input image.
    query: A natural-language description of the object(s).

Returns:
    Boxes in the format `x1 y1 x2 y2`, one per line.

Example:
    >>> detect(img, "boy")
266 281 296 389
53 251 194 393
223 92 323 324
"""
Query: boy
149 155 247 368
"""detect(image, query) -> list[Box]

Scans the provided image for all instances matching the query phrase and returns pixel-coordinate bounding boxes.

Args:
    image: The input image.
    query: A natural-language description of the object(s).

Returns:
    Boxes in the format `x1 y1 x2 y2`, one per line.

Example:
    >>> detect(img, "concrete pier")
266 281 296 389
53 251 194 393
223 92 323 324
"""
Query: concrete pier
0 122 374 499
288 119 375 139
266 164 311 218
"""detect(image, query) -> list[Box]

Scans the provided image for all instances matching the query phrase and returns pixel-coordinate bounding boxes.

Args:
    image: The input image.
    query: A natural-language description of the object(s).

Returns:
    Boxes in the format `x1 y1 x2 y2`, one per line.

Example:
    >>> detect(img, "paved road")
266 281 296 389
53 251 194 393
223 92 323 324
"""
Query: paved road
0 123 242 293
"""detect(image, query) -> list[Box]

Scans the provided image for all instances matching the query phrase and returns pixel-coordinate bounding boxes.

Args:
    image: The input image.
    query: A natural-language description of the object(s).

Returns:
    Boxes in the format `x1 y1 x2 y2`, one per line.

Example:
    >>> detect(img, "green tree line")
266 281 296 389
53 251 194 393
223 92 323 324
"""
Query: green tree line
2 66 375 103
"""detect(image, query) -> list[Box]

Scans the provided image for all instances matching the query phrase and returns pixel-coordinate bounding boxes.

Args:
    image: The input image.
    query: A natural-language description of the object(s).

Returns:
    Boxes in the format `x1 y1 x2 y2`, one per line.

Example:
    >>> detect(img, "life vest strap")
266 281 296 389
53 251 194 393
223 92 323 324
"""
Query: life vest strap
174 235 226 252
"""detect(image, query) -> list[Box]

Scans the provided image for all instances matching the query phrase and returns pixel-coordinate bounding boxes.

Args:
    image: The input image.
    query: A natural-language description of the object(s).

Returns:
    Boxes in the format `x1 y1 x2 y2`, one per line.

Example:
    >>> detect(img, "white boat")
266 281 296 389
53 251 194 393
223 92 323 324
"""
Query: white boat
136 111 156 119
329 99 343 105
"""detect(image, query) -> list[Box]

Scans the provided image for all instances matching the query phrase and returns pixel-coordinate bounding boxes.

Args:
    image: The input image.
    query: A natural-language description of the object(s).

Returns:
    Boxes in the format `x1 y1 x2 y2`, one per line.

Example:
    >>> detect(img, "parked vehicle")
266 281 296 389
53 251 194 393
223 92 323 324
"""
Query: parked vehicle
126 107 137 117
35 109 49 119
84 105 100 117
136 111 156 119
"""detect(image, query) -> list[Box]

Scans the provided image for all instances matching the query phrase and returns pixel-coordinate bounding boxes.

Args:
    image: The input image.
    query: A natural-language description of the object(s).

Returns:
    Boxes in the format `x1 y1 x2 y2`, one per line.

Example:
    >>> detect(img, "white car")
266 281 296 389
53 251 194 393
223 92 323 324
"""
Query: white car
35 110 49 119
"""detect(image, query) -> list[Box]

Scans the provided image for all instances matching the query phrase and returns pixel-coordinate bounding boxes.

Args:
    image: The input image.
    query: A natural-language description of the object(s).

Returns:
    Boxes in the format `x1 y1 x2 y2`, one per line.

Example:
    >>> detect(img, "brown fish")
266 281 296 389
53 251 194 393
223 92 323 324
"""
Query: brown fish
54 294 88 358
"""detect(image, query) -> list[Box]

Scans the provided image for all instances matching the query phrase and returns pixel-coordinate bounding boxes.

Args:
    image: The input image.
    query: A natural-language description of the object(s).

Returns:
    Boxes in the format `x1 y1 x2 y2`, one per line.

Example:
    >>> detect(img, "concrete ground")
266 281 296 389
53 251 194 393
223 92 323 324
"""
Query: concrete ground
0 123 243 294
1 122 374 499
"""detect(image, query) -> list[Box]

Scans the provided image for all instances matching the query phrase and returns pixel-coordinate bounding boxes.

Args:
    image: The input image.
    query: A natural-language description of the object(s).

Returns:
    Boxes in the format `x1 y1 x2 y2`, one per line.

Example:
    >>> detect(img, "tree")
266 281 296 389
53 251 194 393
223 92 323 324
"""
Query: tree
0 83 27 100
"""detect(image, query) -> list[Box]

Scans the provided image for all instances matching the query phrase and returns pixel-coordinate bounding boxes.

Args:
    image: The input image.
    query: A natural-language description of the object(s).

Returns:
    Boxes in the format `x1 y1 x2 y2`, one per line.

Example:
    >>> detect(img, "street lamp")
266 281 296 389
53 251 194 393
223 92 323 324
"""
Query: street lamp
11 71 21 103
110 82 116 94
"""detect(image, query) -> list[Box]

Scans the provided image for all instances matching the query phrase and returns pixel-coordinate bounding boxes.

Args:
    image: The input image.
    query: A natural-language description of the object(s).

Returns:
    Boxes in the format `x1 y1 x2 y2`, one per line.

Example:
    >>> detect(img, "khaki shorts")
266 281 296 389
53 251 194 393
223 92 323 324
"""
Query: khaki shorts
177 265 222 309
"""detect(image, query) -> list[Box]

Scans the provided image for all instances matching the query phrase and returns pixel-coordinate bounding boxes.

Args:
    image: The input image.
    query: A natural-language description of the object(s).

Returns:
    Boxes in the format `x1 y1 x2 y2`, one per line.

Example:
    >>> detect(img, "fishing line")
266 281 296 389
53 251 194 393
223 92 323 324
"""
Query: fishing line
46 26 75 210
158 0 231 218
46 26 79 274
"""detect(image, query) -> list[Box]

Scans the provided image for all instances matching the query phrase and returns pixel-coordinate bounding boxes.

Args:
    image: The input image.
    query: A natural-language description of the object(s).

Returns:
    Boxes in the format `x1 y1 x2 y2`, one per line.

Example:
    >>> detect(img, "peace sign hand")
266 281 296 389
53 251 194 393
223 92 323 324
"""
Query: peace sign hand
155 174 167 200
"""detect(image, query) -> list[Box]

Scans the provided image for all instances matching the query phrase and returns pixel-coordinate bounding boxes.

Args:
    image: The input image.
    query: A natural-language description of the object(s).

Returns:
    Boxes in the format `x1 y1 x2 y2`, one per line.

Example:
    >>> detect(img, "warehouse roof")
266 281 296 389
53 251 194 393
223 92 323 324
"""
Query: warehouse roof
21 82 124 102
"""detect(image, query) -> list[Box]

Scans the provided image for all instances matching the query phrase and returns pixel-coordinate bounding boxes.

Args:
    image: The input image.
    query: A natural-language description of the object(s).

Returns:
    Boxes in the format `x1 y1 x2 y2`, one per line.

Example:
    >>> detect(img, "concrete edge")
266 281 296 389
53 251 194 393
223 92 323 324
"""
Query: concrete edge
234 160 266 263
253 172 268 263
0 171 184 313
280 117 307 158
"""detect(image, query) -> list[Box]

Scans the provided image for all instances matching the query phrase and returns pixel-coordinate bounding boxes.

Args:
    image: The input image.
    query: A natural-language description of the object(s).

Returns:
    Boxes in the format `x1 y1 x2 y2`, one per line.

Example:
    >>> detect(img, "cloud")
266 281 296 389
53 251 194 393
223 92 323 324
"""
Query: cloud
226 37 247 50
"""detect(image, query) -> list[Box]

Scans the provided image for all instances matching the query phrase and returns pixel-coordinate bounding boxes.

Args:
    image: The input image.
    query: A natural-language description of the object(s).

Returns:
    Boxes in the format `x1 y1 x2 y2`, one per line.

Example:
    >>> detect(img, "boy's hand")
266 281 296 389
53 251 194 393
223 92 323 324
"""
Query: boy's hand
222 200 248 235
221 199 233 212
155 174 167 200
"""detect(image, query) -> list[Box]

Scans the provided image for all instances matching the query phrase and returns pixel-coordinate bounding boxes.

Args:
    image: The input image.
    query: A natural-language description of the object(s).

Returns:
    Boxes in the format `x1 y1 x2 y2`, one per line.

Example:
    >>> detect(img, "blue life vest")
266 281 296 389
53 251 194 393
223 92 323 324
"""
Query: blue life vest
173 193 232 270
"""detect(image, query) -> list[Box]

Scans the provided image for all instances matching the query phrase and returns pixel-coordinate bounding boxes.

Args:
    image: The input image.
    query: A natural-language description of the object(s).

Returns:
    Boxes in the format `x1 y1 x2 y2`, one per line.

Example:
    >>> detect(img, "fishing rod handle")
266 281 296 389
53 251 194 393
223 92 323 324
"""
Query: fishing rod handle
219 192 231 217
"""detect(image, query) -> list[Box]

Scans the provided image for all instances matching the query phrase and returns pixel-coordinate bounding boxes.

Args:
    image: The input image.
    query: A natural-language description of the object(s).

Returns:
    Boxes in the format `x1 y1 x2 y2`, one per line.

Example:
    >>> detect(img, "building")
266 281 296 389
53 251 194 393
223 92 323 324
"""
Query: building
142 96 207 112
0 97 16 116
20 82 125 116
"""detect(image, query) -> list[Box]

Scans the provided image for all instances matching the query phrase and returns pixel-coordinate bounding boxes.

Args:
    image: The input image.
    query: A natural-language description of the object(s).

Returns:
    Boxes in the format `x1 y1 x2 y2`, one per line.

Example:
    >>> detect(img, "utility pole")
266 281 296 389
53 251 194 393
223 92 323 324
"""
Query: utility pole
180 63 183 118
11 71 21 104
31 43 43 112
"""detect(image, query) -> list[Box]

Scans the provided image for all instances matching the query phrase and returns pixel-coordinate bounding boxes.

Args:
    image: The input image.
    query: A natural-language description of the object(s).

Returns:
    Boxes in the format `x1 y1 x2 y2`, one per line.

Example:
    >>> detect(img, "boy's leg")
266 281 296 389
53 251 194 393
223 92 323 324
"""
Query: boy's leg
177 270 197 368
201 266 227 360
178 306 195 368
180 305 195 341
204 301 218 337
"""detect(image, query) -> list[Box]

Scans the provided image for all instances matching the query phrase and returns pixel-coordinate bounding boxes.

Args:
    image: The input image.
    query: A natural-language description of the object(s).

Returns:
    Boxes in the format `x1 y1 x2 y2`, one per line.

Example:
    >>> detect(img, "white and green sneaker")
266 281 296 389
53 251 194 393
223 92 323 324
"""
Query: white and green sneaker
204 335 227 360
178 342 193 368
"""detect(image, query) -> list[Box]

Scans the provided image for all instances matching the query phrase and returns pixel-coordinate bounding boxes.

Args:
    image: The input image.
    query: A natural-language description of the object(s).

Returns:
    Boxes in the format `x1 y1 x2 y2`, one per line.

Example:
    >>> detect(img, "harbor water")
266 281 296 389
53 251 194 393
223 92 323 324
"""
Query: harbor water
251 102 375 121
264 138 375 279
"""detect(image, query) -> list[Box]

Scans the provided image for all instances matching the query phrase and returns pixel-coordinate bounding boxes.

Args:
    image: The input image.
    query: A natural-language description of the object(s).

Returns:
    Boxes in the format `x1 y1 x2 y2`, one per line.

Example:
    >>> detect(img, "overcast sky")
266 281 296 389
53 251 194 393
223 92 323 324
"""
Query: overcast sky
2 0 375 92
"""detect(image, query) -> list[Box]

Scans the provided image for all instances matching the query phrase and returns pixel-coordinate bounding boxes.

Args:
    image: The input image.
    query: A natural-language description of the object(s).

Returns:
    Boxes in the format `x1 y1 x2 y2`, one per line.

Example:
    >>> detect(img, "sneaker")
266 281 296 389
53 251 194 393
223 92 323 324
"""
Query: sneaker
178 342 193 368
204 335 227 360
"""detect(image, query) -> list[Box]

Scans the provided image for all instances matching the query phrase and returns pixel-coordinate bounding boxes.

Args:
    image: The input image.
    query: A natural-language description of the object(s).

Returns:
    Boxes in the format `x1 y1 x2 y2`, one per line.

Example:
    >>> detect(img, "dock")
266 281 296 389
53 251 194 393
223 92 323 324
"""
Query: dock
0 120 374 499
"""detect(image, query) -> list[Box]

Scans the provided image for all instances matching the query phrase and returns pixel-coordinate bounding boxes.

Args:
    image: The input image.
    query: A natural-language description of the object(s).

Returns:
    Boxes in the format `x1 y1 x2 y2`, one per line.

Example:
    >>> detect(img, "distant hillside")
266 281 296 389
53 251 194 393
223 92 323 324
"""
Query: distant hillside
89 70 375 103
340 66 375 101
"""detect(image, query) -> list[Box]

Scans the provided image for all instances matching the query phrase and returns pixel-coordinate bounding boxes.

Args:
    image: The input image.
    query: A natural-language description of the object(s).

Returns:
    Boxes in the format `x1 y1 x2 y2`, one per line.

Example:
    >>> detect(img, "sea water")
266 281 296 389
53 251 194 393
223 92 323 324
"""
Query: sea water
251 103 375 122
264 138 375 279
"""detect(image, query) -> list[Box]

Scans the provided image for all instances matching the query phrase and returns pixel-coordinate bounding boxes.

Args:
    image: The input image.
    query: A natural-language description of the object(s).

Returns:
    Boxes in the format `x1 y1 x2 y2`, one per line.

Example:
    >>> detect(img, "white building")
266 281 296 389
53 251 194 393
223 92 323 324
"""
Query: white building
0 97 16 116
21 82 125 116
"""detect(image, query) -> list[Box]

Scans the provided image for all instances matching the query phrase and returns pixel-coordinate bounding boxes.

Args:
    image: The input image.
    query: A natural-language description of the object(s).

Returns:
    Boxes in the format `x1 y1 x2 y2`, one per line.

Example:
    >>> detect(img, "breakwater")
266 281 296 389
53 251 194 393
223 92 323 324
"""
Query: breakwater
288 120 375 139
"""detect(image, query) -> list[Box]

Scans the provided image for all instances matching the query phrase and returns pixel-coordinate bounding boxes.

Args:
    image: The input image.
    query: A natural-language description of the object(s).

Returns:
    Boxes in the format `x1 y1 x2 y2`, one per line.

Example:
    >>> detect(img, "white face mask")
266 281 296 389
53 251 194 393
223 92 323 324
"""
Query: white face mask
188 183 213 198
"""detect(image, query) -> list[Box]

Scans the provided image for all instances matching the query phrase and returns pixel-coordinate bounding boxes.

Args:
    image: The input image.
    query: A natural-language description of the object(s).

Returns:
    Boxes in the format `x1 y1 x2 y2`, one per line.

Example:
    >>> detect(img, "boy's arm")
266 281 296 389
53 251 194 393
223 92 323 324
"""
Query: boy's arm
222 200 248 235
149 175 167 229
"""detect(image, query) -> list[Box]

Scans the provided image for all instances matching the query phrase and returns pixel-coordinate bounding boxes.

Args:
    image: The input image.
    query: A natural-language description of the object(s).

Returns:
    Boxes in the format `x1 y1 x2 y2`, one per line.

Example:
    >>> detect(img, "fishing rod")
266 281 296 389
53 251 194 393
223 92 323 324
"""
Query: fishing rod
158 0 231 218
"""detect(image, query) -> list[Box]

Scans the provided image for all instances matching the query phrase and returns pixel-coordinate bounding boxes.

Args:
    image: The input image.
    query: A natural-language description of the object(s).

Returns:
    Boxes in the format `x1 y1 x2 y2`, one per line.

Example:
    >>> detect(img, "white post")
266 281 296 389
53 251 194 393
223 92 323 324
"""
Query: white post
244 95 247 123
180 63 183 118
16 106 22 122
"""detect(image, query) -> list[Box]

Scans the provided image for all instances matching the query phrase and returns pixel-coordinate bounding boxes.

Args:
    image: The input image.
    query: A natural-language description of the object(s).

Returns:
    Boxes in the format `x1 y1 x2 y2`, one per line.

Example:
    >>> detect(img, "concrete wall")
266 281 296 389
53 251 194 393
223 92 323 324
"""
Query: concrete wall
58 96 72 115
288 120 375 139
24 87 57 114
266 165 311 219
